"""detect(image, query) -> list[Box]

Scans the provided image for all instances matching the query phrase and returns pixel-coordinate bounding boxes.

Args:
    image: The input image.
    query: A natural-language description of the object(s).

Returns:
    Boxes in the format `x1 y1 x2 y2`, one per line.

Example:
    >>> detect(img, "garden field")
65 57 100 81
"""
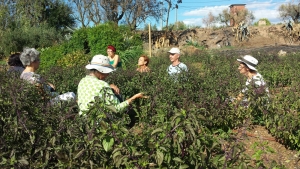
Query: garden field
0 24 299 168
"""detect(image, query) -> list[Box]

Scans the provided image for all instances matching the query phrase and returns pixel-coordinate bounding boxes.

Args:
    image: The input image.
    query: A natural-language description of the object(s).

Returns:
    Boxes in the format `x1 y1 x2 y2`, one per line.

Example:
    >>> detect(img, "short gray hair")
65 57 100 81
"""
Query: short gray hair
20 47 40 66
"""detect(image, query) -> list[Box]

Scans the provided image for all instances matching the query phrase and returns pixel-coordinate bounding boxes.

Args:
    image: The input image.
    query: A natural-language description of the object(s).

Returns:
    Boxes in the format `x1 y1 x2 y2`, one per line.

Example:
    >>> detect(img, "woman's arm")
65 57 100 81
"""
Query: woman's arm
126 93 145 104
112 55 120 68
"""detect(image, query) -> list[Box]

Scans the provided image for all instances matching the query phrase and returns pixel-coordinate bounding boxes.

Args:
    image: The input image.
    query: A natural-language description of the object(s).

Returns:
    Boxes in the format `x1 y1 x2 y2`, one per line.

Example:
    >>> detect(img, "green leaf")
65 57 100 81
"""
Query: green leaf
120 127 129 134
74 149 85 159
102 136 114 152
156 150 164 166
151 128 163 135
112 150 121 160
173 157 184 163
18 158 29 165
186 124 196 139
179 164 189 169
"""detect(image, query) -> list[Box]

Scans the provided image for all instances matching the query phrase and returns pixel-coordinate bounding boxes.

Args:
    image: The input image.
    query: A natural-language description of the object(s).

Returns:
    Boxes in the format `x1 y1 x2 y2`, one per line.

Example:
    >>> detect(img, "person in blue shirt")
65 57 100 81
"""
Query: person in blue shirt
167 47 188 76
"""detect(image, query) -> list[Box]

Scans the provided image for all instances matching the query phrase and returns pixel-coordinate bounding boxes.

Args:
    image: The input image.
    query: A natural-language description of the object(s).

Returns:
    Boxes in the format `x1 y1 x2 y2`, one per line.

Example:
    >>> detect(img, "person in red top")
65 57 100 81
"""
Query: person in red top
107 45 122 68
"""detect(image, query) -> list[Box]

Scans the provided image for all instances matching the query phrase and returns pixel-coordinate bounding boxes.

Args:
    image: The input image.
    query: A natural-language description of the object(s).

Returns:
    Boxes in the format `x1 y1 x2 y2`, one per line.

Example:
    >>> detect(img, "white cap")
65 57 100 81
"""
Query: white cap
168 47 180 54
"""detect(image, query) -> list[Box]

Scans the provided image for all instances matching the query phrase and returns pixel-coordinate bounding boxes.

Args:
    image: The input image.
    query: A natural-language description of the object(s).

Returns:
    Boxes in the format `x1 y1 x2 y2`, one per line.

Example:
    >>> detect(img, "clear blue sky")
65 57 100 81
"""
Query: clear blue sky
146 0 289 29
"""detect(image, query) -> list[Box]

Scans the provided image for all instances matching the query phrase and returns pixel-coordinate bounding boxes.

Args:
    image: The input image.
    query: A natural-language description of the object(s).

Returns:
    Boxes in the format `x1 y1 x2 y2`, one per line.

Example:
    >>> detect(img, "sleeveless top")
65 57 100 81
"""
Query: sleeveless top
109 60 122 68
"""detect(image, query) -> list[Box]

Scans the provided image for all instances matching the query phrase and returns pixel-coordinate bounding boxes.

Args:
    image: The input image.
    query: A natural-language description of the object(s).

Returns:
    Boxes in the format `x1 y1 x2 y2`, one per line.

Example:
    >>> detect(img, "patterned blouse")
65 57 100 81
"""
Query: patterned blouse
241 72 269 105
20 71 57 97
77 75 129 115
136 66 150 73
167 62 188 75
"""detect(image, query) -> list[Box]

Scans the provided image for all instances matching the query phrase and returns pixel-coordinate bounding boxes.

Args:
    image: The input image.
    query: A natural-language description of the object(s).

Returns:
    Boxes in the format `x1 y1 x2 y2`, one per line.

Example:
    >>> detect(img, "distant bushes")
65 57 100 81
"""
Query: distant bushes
0 24 63 58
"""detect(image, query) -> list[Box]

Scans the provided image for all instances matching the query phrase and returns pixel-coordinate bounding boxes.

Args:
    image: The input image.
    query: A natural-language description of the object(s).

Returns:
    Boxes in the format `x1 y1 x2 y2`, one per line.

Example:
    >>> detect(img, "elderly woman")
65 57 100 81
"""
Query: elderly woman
7 52 24 73
107 45 122 68
20 47 75 101
234 55 269 106
136 55 150 73
77 54 146 115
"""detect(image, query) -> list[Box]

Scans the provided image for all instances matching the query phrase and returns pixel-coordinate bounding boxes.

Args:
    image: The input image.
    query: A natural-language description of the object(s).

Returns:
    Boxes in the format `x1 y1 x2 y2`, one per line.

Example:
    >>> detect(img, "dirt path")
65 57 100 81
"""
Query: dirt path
234 125 300 168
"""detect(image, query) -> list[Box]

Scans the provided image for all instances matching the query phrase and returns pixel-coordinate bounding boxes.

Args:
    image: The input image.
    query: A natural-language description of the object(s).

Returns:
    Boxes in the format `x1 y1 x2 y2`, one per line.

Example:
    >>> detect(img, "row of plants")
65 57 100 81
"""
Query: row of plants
1 47 299 168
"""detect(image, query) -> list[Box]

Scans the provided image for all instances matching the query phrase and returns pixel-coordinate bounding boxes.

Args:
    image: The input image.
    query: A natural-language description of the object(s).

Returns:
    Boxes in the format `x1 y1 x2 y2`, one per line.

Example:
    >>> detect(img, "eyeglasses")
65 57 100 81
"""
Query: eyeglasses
170 53 176 56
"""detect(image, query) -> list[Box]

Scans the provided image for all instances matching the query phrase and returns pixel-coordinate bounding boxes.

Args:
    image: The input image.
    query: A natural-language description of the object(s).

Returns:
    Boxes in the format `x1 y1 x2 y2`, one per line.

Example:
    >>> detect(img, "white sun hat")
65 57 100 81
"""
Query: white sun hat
237 55 258 71
85 54 115 73
168 47 180 54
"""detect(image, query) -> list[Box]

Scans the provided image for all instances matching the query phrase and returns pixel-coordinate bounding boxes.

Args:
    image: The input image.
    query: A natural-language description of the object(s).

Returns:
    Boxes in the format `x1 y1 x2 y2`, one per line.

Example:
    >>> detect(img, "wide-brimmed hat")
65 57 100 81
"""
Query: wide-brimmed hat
85 55 115 73
237 55 258 71
168 47 180 54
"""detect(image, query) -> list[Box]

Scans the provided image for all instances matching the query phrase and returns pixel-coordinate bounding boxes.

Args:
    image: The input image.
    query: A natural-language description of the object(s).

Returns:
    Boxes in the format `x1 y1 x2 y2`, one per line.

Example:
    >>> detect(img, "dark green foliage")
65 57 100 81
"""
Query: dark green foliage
86 23 143 55
0 49 299 168
0 24 63 57
39 23 143 71
43 0 76 31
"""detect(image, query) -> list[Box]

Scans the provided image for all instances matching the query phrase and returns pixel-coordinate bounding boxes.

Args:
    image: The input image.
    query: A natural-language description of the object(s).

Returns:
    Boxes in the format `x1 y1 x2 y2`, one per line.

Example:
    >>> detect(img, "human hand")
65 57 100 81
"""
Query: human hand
110 84 120 95
48 83 55 90
133 92 149 99
127 92 149 104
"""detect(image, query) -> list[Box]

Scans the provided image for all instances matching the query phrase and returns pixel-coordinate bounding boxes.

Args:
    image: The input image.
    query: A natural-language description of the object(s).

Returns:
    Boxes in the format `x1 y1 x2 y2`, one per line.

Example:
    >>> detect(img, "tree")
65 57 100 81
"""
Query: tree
167 21 188 30
43 0 76 31
215 9 231 26
0 0 75 30
278 2 300 23
68 0 98 27
202 11 215 28
215 8 254 26
164 0 182 31
122 0 161 31
69 0 161 30
0 0 74 56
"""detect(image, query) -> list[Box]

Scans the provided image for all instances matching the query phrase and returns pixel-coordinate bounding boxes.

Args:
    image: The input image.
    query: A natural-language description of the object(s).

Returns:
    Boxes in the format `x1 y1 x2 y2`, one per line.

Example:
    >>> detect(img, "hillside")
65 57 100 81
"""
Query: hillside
140 24 300 56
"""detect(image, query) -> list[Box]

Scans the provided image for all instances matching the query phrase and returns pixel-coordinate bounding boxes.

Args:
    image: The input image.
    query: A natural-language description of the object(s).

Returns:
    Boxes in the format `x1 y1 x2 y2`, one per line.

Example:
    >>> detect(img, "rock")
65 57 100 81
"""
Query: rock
278 50 287 57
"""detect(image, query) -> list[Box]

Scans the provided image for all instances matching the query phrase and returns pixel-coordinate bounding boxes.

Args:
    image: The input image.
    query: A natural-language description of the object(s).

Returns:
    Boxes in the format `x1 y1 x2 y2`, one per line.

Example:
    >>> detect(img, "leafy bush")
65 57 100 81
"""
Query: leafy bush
39 23 143 71
57 50 91 68
0 24 63 58
253 18 272 26
0 48 299 168
86 23 143 55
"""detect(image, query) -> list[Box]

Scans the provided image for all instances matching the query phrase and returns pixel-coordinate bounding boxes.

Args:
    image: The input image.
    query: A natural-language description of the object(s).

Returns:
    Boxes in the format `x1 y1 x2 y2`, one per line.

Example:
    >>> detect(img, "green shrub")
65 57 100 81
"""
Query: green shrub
86 23 143 56
0 24 63 58
39 23 143 71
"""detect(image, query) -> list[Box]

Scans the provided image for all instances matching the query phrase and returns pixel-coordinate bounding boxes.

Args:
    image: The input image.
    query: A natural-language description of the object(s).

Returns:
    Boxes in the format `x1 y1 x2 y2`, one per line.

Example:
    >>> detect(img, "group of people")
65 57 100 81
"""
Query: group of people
106 44 151 73
7 45 269 117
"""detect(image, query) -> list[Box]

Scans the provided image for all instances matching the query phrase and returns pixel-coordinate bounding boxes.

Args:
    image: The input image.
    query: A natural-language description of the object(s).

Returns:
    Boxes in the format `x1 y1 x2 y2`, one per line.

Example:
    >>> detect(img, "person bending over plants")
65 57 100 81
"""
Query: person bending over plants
107 45 122 68
77 54 147 116
20 47 75 103
233 55 269 107
136 55 150 73
7 52 24 73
